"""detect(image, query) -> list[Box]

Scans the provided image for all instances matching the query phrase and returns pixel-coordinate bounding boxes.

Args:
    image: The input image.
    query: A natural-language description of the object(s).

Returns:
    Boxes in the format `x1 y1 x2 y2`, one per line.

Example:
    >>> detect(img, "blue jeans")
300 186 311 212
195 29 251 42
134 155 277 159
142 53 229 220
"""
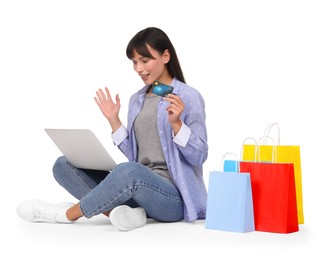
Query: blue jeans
53 156 184 222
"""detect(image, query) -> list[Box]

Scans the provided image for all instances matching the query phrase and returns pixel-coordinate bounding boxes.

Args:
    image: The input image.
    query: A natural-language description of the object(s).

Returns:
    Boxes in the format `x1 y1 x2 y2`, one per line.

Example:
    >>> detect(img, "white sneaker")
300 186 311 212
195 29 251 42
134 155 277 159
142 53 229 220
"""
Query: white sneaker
110 205 147 231
17 199 75 224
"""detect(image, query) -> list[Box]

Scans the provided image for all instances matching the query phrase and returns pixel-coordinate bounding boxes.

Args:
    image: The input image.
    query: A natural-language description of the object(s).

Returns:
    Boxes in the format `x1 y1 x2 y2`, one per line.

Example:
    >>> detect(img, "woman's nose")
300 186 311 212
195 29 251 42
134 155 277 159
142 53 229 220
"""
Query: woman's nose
134 63 144 73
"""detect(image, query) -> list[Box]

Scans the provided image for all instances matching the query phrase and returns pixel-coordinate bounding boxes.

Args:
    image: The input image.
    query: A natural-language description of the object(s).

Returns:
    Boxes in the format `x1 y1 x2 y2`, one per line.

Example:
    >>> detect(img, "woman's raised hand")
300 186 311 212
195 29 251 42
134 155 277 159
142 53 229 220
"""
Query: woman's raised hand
94 87 122 131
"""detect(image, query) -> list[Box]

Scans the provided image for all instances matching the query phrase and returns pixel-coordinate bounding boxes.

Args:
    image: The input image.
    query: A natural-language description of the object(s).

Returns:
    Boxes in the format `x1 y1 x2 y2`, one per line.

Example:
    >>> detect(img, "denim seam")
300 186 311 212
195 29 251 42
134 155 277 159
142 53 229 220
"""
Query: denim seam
69 163 93 193
79 202 88 218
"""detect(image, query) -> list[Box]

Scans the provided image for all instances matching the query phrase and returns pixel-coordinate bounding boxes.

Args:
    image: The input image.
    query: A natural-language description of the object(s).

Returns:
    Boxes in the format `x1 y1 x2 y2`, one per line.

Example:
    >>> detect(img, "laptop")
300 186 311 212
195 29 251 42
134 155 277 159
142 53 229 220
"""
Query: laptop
45 128 117 171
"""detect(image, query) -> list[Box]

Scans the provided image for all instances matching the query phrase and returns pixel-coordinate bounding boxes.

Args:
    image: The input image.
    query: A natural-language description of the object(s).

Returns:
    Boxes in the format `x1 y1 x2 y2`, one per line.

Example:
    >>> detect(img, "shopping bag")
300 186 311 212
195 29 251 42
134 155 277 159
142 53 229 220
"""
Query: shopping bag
205 153 255 233
239 161 298 233
242 123 304 224
239 136 299 233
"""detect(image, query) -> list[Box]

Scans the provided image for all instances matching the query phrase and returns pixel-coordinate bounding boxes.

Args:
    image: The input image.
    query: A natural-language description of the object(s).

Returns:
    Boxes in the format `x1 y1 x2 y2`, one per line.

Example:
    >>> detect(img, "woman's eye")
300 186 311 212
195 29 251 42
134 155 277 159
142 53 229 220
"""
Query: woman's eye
141 58 149 63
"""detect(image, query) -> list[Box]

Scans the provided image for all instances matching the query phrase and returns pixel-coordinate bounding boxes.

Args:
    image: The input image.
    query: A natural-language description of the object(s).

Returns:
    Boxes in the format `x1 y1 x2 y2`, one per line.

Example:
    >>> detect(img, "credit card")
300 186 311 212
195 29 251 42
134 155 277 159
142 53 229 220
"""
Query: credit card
152 81 174 97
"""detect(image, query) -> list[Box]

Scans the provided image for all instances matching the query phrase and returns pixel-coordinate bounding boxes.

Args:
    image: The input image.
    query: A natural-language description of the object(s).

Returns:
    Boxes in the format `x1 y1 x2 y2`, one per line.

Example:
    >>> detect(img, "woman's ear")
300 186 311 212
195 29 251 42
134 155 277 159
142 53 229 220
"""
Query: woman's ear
163 49 170 64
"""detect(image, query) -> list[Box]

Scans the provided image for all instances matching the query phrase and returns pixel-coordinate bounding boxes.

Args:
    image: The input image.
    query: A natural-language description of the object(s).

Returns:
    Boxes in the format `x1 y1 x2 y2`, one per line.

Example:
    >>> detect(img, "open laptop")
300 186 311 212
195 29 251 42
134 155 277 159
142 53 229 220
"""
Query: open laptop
45 128 117 171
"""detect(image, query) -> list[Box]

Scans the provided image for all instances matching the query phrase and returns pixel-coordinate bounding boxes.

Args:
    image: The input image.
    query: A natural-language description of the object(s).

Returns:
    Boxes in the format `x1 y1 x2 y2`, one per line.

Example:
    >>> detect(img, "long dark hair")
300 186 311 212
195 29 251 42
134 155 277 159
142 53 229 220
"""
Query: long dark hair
126 27 185 83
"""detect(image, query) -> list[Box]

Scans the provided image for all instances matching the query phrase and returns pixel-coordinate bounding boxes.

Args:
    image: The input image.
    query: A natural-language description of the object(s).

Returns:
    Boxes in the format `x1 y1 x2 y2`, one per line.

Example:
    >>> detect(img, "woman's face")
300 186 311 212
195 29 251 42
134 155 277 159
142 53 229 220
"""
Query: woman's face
131 44 171 85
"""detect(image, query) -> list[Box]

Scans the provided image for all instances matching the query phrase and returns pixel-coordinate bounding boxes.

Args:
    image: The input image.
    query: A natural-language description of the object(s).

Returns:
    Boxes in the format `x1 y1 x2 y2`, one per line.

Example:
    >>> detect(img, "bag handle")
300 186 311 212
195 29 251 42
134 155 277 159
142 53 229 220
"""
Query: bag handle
263 122 280 145
240 137 260 162
257 135 277 162
220 152 239 172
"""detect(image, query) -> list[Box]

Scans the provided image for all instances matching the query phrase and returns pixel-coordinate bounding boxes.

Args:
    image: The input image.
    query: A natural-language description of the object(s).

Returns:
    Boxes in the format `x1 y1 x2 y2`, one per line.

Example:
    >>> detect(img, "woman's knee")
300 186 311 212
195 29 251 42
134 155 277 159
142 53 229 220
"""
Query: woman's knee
52 156 70 181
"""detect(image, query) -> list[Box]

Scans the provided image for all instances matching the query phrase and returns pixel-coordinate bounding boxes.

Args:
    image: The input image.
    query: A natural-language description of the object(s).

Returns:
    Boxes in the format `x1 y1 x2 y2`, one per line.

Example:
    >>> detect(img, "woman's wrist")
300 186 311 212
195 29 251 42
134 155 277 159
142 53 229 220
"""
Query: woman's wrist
109 117 122 133
171 120 182 135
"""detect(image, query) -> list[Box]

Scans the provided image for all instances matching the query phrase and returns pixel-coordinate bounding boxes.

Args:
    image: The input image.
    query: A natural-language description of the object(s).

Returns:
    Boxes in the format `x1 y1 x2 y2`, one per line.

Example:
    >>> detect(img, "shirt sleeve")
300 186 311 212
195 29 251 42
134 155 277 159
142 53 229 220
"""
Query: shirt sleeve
111 124 128 145
172 121 191 147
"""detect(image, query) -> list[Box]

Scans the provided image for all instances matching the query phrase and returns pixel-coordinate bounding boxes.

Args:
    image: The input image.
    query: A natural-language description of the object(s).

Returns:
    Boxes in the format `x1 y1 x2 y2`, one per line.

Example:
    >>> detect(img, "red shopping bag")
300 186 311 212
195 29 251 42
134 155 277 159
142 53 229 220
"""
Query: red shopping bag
239 161 299 233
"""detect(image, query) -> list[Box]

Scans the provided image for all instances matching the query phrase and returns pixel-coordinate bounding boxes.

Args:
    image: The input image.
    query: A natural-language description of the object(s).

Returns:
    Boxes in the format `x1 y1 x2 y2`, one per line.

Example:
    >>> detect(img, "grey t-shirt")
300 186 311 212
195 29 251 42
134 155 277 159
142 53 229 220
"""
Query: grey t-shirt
134 95 172 182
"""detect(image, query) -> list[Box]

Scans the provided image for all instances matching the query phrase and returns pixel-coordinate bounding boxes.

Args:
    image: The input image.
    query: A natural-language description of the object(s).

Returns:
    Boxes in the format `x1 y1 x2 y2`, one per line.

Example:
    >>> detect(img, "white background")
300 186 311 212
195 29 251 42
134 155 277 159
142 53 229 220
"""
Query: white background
1 0 325 259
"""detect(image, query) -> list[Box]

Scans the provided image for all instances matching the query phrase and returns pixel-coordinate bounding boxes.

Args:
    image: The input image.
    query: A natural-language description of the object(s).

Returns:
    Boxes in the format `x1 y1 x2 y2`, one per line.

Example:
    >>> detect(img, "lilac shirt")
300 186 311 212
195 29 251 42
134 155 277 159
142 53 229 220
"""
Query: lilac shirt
111 78 208 222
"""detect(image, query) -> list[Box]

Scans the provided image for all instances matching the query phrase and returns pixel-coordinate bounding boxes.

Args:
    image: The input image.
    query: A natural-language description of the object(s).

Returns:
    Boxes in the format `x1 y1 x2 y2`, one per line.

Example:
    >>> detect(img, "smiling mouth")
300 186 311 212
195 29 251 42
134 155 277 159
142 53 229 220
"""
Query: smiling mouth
140 74 149 79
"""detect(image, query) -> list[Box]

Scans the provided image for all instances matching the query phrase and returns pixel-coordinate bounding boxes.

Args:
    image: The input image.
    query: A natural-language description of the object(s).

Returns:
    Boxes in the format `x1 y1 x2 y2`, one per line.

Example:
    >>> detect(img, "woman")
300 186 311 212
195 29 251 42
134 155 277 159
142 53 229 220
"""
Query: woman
17 27 208 231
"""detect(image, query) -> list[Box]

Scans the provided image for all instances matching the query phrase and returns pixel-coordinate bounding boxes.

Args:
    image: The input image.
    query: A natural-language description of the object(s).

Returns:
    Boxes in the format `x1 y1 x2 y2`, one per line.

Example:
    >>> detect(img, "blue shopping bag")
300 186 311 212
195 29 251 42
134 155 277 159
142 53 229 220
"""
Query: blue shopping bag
205 154 255 233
